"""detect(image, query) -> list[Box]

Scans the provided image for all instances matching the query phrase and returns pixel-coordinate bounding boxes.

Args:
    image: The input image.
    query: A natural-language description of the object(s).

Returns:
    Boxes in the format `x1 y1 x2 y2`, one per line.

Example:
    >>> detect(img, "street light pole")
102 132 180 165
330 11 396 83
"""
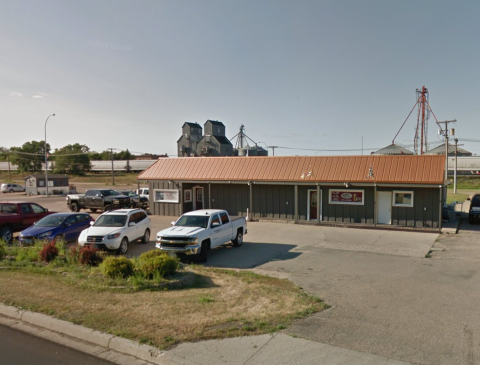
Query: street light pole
44 114 55 196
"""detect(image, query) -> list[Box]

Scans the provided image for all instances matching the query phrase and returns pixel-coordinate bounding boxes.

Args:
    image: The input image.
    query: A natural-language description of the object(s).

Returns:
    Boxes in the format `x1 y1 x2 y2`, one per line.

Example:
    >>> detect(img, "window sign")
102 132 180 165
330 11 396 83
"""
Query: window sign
329 189 364 205
393 191 414 207
154 189 179 203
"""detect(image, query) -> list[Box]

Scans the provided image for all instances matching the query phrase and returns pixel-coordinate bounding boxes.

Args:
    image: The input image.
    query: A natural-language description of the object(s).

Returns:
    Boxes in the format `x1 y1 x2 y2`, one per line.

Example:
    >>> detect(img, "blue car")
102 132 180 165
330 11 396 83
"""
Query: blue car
19 213 94 244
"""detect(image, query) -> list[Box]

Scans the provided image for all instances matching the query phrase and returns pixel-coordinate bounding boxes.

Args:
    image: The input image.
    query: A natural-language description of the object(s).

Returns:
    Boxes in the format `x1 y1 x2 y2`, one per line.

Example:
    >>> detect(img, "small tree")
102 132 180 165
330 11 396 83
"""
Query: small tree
10 140 49 172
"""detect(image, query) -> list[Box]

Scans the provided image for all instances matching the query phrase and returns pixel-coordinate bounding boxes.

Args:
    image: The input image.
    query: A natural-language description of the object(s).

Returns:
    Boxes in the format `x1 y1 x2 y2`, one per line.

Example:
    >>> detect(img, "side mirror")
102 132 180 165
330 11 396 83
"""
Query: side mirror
171 221 176 226
129 222 136 227
44 209 48 212
33 222 36 225
211 222 220 228
90 221 94 226
467 198 471 201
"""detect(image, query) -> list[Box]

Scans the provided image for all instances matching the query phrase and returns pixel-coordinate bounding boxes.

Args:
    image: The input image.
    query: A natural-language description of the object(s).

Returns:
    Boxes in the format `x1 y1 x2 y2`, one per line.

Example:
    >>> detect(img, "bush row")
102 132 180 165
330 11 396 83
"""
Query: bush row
0 240 178 280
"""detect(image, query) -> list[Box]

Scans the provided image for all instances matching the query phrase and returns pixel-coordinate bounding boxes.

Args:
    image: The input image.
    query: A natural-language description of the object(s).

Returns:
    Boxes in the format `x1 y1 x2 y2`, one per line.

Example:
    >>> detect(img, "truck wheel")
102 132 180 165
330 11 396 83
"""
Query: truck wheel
116 237 128 255
70 203 79 212
141 229 150 244
198 241 208 263
104 204 112 212
232 230 243 247
90 208 97 213
0 227 13 243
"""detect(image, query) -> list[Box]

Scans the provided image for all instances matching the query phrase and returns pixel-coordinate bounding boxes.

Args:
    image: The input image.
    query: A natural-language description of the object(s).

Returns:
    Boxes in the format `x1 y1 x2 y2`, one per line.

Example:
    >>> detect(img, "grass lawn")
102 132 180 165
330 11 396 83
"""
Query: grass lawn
446 192 469 205
0 261 327 350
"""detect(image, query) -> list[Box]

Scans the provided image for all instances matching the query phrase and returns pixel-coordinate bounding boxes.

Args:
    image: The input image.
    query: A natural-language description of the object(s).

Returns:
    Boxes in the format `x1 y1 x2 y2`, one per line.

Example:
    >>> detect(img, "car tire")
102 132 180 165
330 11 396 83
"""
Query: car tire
8 189 13 193
232 229 243 247
198 241 208 263
90 208 97 213
116 237 128 255
104 204 112 212
0 227 13 243
70 203 79 212
141 229 150 244
53 235 63 244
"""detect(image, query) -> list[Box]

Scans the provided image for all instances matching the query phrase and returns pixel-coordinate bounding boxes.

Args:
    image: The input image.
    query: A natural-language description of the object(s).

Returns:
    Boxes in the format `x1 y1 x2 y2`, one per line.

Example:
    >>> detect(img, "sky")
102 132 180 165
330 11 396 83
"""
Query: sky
1 0 479 157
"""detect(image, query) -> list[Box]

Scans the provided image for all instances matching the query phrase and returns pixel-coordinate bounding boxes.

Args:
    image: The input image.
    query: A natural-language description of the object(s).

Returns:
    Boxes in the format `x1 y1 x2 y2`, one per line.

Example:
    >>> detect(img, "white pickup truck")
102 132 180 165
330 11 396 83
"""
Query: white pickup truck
155 209 247 262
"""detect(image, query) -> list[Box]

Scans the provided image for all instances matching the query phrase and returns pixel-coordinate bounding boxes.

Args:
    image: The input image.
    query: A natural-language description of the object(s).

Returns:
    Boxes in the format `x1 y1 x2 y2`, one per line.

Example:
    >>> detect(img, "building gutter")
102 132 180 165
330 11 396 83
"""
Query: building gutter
148 180 444 188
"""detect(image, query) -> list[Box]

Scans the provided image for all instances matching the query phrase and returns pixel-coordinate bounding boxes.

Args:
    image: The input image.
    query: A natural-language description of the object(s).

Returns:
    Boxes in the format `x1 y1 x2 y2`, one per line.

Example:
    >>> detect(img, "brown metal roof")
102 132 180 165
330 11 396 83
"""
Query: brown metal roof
137 155 445 185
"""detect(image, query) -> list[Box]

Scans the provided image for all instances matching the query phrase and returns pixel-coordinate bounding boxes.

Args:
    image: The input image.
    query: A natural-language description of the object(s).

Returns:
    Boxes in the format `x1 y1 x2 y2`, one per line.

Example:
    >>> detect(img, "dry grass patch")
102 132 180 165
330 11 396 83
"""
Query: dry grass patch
0 266 327 349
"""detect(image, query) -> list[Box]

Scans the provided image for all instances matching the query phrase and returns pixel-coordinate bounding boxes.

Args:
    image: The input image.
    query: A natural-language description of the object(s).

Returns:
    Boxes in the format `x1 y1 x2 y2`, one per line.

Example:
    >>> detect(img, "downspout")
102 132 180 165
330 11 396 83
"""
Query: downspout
294 185 299 223
208 182 211 209
249 182 253 221
374 184 377 227
317 183 320 223
439 185 443 231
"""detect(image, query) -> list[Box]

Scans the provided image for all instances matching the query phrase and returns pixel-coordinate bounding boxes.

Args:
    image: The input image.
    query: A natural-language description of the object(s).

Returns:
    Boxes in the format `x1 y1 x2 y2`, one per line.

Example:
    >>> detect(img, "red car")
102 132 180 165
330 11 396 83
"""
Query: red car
0 202 54 242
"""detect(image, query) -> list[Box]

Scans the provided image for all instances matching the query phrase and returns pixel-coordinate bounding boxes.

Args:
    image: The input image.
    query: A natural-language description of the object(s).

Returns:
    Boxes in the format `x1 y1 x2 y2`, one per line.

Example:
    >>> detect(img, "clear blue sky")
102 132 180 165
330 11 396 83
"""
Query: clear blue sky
1 0 479 156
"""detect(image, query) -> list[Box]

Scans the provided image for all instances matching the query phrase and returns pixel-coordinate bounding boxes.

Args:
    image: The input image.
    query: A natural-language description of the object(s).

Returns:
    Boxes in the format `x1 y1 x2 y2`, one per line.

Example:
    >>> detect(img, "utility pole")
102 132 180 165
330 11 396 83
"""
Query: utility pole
110 148 115 185
454 138 458 194
7 150 11 181
437 119 456 181
270 146 278 156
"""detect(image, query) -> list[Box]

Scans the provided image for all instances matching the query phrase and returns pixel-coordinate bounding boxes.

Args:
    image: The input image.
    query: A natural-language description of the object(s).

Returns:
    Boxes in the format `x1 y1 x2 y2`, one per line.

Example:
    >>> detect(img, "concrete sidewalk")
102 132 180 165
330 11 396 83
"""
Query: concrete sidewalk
0 303 411 365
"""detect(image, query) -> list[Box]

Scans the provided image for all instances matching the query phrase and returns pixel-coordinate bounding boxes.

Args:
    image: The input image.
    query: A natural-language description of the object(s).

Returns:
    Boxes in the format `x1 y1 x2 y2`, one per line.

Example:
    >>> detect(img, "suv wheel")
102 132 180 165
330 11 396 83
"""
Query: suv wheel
116 237 128 255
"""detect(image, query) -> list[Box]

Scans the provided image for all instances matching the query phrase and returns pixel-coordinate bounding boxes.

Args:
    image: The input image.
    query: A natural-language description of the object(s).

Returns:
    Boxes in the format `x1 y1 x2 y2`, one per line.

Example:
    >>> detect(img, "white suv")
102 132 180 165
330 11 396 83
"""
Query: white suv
78 209 151 255
1 183 25 193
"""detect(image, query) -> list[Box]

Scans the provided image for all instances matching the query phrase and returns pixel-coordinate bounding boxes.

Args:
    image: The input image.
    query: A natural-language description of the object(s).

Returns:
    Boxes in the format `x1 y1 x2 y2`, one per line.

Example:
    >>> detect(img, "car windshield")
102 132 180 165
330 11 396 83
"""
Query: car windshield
175 215 209 228
94 214 127 227
35 215 66 227
101 190 120 197
120 191 136 197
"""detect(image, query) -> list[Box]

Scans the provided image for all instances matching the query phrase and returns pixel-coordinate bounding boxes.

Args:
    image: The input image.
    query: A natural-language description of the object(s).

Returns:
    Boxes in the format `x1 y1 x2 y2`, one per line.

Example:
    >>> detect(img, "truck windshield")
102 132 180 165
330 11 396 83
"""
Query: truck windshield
175 215 209 228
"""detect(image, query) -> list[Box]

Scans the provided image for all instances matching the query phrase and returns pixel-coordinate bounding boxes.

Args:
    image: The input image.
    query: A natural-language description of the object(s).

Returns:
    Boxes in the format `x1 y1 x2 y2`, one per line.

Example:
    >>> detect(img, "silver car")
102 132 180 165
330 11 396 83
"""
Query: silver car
1 183 25 193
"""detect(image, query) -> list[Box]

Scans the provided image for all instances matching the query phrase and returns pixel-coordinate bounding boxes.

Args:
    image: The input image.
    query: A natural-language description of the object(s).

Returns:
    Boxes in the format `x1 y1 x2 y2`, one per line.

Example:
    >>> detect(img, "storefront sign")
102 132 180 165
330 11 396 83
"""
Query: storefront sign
329 189 364 205
154 189 179 203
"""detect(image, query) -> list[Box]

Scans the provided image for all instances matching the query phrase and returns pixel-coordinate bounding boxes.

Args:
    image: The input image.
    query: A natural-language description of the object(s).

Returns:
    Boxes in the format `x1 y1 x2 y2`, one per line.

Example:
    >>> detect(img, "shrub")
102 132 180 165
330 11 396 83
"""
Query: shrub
16 243 42 262
138 249 167 263
79 246 103 266
39 241 58 263
140 254 179 279
100 256 134 278
67 245 81 264
0 242 6 260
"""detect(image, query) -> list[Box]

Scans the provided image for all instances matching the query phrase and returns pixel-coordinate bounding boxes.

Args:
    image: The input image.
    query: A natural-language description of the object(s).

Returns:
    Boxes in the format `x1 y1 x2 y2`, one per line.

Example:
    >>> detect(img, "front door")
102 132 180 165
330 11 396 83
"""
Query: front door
193 187 203 210
307 190 321 220
377 191 392 224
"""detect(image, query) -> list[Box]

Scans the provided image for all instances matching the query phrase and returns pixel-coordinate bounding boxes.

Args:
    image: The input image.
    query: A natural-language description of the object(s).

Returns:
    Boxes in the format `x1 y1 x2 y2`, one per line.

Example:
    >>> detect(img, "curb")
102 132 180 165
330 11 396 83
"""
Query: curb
0 303 170 365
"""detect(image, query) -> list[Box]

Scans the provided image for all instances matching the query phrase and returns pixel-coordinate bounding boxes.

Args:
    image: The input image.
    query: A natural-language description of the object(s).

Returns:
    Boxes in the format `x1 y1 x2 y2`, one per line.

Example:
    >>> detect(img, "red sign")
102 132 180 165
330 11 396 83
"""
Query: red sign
330 190 364 204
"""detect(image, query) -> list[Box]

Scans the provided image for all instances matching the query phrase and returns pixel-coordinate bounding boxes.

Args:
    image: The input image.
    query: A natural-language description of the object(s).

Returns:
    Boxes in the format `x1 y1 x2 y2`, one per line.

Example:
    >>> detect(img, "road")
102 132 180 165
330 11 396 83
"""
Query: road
0 324 114 365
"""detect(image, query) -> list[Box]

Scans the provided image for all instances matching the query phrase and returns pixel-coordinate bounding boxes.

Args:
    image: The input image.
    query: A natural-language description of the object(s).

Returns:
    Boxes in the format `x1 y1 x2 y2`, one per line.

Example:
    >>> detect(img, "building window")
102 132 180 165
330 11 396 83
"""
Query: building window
329 189 364 205
154 189 179 203
184 189 192 203
393 191 414 207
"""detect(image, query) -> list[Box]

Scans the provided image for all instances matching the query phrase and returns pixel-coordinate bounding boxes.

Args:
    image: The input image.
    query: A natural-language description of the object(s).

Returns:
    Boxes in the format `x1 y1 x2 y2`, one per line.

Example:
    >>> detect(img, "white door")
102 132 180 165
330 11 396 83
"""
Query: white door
377 191 392 224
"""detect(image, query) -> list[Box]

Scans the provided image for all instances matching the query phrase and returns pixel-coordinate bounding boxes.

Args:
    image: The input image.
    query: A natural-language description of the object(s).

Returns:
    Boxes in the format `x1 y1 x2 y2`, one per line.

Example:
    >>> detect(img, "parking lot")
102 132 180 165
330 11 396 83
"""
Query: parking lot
2 191 480 364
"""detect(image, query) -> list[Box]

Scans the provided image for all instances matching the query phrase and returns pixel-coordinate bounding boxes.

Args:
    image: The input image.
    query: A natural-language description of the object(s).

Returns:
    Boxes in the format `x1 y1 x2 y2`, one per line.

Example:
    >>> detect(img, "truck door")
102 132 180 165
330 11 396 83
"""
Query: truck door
209 213 222 248
84 190 96 208
219 212 233 243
